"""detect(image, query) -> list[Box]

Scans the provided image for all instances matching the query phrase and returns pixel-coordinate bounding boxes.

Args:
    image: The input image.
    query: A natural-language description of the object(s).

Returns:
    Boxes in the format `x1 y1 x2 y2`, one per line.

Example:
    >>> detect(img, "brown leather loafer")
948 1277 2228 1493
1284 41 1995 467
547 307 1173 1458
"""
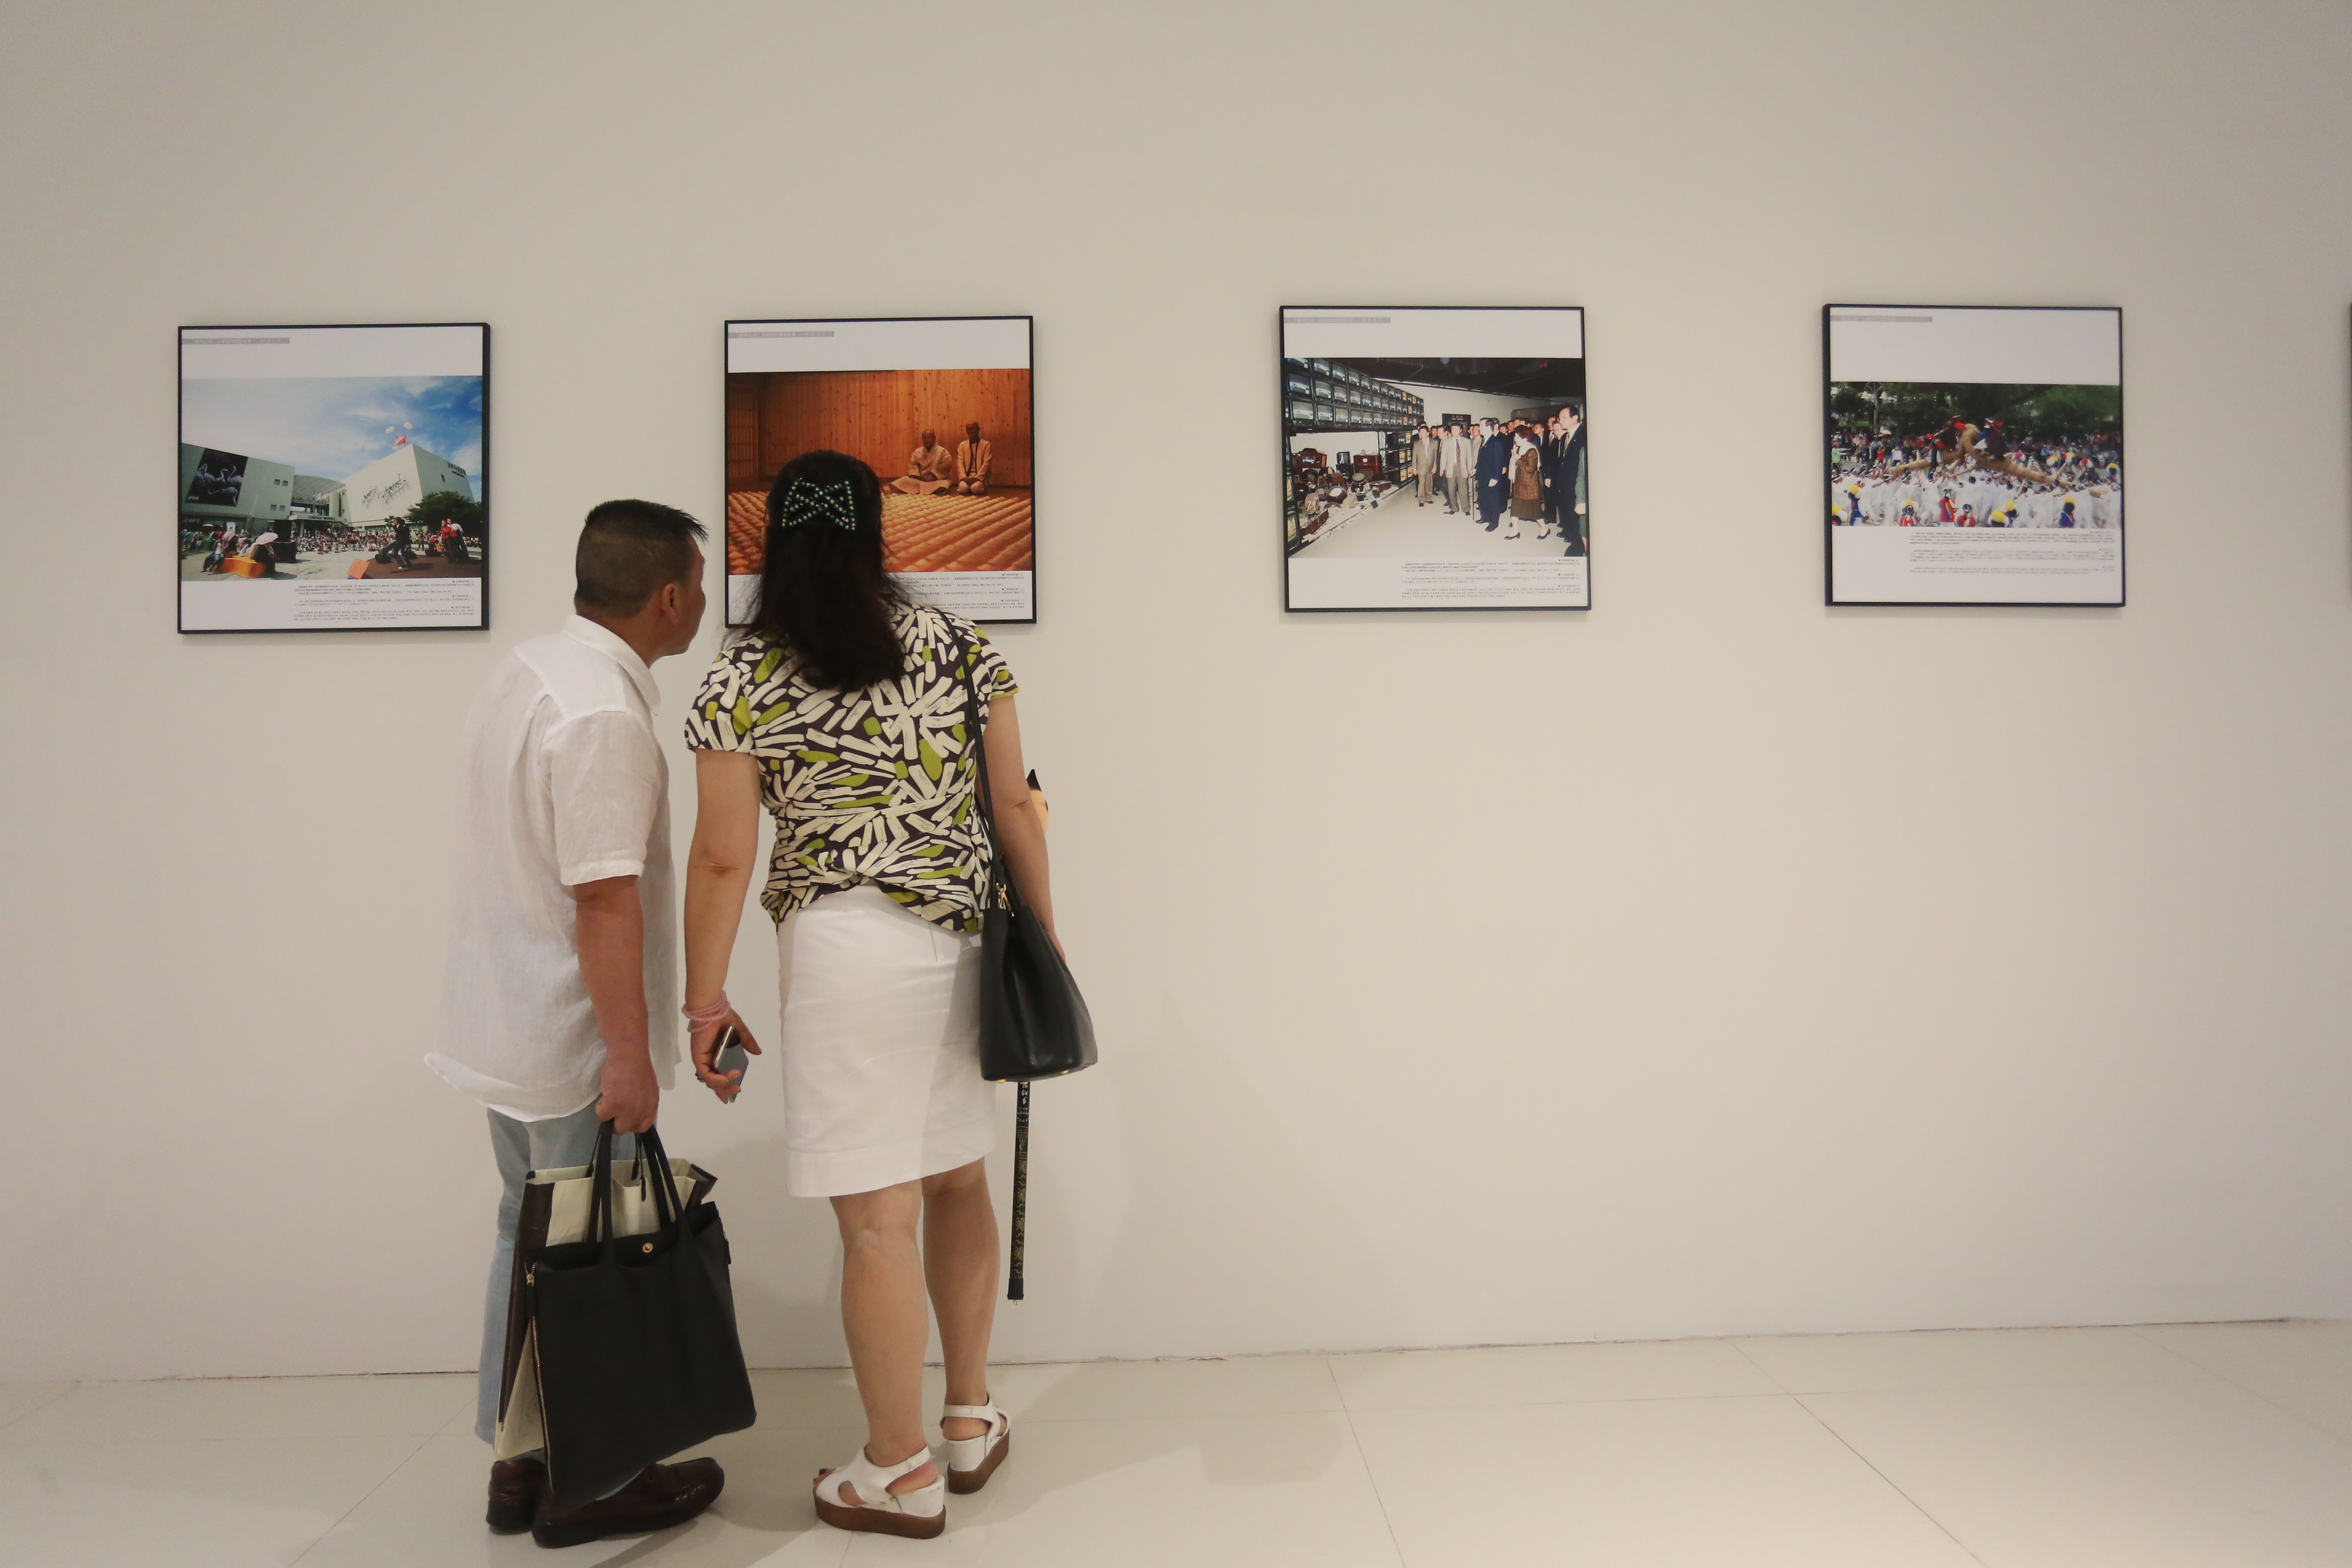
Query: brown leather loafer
531 1457 724 1549
487 1457 544 1533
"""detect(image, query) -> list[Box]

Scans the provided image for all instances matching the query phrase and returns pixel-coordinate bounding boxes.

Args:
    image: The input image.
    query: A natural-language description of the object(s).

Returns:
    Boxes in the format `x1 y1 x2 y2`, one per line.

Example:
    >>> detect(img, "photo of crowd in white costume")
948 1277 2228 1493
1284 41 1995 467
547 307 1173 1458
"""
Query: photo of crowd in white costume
1825 306 2123 606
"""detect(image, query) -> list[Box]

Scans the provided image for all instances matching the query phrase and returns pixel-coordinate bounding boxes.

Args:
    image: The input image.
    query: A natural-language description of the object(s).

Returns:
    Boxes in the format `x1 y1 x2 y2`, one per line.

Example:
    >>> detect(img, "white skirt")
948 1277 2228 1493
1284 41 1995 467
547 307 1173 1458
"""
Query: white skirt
775 884 995 1197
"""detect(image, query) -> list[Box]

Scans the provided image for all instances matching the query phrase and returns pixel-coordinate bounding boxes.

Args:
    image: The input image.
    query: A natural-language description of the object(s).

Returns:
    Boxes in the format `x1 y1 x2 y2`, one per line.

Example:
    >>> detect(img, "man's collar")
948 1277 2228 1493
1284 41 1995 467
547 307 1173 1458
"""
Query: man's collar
564 614 660 709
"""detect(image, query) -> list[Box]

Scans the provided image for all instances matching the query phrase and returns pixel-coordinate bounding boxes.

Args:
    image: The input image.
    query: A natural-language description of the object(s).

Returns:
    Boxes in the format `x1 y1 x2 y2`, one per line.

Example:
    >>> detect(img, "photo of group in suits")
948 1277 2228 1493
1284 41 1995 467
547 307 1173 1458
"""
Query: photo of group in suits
1281 307 1589 611
725 317 1035 625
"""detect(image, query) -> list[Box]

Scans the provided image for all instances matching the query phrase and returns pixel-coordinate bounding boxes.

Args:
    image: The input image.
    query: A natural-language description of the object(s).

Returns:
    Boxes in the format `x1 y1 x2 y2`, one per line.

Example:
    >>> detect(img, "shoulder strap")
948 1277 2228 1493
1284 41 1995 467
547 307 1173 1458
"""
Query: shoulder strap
948 619 1007 906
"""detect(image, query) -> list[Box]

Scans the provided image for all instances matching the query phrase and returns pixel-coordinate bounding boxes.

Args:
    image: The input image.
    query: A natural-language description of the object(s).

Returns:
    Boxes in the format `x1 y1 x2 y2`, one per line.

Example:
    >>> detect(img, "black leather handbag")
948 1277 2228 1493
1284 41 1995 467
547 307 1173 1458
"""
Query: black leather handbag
958 640 1098 1085
528 1122 756 1514
956 628 1097 1298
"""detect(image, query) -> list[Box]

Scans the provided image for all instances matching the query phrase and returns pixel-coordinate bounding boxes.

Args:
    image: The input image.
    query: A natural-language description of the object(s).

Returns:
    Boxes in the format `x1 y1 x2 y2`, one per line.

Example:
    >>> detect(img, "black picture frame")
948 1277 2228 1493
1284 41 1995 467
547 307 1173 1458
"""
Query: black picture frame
1822 304 2125 608
1278 305 1590 613
176 321 492 635
722 314 1038 627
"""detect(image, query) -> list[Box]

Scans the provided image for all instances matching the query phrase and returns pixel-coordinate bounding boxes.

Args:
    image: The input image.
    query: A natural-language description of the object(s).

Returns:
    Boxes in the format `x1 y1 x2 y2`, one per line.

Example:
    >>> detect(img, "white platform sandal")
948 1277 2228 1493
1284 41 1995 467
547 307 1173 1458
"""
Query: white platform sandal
813 1444 947 1539
940 1401 1011 1493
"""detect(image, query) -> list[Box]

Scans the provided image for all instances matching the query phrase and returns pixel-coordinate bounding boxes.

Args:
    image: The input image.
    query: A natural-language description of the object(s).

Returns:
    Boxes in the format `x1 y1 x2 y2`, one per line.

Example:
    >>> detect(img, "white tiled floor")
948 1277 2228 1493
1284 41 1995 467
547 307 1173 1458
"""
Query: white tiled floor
6 1322 2349 1566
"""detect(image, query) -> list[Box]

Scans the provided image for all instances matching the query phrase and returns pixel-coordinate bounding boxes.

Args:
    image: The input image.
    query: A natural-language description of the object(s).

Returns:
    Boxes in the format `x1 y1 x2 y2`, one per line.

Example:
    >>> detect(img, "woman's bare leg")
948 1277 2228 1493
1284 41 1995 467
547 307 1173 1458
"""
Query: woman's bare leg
922 1159 1000 1441
827 1182 937 1502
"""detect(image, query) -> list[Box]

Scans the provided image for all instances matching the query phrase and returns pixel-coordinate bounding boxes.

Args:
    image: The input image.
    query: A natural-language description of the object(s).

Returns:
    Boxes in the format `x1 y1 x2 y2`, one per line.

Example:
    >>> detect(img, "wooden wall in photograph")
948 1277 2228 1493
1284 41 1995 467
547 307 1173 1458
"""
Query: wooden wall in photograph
726 369 1033 491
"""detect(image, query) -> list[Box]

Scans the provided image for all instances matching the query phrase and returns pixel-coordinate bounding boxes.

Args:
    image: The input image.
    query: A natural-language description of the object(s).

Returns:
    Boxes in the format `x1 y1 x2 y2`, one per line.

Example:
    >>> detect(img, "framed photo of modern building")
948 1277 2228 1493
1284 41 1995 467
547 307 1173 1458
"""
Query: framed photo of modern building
724 316 1035 625
1281 306 1587 612
1826 305 2123 606
178 323 489 633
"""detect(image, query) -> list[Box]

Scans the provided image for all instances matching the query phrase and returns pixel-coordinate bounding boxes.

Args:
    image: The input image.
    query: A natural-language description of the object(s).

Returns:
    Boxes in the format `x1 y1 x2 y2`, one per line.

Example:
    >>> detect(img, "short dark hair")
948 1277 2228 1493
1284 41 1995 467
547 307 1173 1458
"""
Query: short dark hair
575 499 706 615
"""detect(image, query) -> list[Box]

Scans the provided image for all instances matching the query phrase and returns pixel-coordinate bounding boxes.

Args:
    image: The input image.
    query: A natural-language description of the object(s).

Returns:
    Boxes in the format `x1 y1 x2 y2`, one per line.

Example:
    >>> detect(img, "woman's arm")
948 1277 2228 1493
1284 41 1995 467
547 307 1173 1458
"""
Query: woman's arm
982 695 1056 945
683 749 765 1100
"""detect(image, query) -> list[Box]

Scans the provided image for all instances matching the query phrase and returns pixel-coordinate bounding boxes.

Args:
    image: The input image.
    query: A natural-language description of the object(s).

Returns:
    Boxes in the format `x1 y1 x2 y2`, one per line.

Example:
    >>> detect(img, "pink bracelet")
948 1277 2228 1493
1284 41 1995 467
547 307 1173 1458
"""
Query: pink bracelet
682 993 732 1028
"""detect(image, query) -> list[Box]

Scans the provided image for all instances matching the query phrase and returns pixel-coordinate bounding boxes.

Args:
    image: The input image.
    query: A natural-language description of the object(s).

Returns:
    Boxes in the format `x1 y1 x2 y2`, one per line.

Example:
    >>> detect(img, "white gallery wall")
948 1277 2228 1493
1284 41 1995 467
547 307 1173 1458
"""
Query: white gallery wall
3 0 2350 1381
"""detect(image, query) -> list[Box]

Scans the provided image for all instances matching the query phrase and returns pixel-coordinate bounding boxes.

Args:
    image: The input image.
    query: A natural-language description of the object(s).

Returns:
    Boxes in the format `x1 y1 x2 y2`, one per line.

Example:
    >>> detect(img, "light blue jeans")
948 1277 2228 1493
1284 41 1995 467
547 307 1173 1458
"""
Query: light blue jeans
475 1105 635 1446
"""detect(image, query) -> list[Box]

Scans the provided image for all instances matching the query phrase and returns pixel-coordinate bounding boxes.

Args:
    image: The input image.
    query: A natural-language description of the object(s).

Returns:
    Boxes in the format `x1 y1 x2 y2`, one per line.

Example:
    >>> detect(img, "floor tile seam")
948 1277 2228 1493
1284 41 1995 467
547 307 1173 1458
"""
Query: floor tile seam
1337 1389 1811 1416
0 1385 79 1434
949 1405 1354 1426
2122 1323 2265 1382
1726 1336 1795 1393
284 1427 443 1567
1756 1372 2235 1396
2129 1360 2352 1454
1788 1391 1988 1566
2127 1323 2352 1417
0 1427 463 1449
1328 1366 1412 1568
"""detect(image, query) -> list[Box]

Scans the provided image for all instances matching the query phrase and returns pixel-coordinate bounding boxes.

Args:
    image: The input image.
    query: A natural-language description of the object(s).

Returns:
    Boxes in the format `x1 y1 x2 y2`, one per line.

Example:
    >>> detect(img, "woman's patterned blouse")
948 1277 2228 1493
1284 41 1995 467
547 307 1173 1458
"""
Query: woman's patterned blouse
683 604 1017 933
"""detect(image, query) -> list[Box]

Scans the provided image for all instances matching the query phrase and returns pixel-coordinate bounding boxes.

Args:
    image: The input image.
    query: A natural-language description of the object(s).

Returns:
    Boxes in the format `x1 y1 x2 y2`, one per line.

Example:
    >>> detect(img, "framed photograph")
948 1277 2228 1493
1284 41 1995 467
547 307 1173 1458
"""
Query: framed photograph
1281 306 1587 612
178 323 489 633
1825 305 2123 606
724 316 1034 625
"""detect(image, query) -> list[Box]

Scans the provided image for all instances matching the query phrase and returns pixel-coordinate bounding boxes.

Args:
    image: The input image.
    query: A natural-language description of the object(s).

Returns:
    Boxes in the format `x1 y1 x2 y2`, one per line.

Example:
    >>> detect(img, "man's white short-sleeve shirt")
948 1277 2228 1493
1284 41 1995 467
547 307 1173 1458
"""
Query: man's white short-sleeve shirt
428 616 679 1118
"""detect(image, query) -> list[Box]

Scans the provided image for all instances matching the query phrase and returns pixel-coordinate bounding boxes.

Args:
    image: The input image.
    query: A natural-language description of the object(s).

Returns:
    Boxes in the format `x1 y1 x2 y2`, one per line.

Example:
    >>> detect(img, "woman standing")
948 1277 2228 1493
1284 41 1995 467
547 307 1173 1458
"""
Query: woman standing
1506 427 1544 541
679 450 1051 1540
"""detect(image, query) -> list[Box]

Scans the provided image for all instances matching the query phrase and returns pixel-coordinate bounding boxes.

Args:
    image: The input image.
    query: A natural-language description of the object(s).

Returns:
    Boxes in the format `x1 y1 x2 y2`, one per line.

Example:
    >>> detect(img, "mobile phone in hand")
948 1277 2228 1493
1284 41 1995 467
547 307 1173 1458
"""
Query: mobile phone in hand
714 1024 749 1097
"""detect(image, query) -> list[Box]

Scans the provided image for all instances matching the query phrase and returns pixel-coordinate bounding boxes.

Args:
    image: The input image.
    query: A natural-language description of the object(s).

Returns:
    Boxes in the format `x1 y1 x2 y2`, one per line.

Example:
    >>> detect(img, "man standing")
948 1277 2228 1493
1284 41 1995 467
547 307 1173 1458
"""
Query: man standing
429 500 735 1547
953 422 992 496
1474 418 1510 531
887 430 956 495
1441 421 1475 517
1546 404 1588 557
1412 424 1437 506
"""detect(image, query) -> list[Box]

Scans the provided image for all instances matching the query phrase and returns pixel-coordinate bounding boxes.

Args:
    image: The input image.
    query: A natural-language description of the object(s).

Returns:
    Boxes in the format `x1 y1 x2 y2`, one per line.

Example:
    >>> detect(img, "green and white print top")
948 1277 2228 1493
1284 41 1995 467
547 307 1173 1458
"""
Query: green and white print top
683 604 1018 933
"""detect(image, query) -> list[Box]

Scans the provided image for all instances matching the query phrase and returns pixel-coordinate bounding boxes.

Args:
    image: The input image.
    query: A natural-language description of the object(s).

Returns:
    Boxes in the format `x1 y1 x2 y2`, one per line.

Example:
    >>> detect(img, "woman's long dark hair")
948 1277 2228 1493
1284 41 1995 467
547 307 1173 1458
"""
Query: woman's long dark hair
746 450 909 690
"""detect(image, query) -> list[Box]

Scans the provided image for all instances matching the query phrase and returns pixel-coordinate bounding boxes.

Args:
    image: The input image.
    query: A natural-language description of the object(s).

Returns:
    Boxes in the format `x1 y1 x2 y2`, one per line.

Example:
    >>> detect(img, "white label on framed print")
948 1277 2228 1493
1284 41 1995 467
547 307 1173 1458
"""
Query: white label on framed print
1281 307 1588 612
178 323 489 633
1825 306 2123 607
724 317 1035 626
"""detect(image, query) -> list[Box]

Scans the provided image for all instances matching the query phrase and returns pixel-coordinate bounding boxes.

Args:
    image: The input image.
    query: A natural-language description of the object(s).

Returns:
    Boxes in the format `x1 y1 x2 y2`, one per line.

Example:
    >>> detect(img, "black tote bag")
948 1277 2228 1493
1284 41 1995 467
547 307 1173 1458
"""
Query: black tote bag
957 635 1098 1085
528 1122 756 1515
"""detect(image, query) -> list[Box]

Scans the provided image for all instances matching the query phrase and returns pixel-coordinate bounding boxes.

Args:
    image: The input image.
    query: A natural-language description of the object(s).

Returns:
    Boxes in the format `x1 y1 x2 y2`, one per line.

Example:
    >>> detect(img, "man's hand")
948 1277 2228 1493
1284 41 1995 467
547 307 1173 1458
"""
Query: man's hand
597 1049 659 1133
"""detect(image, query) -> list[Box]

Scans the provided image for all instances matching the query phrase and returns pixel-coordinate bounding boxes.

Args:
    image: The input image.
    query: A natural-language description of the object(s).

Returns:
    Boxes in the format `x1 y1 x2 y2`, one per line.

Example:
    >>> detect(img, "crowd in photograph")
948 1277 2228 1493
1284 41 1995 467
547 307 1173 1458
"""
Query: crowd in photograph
1832 416 2123 530
1419 409 1588 555
1295 407 1589 557
182 514 479 575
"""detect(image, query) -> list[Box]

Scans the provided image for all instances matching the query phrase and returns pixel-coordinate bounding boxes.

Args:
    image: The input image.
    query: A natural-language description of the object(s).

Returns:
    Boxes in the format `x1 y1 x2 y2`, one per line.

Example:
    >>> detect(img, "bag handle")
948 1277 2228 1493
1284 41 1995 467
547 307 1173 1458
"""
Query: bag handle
635 1124 686 1227
586 1120 618 1246
586 1120 682 1247
950 619 1011 909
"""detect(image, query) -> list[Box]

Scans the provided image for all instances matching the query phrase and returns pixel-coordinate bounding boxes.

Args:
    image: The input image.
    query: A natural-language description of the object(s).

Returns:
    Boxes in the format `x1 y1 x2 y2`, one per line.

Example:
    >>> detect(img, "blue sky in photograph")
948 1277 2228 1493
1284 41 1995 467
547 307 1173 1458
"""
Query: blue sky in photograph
180 376 484 496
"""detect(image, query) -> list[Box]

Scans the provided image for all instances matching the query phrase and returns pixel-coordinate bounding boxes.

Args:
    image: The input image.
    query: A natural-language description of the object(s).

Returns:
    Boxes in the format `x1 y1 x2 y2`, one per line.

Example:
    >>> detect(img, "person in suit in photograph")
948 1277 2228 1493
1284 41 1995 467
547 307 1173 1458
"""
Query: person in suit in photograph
1436 423 1465 515
1474 419 1511 530
1544 404 1588 557
1412 424 1437 506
